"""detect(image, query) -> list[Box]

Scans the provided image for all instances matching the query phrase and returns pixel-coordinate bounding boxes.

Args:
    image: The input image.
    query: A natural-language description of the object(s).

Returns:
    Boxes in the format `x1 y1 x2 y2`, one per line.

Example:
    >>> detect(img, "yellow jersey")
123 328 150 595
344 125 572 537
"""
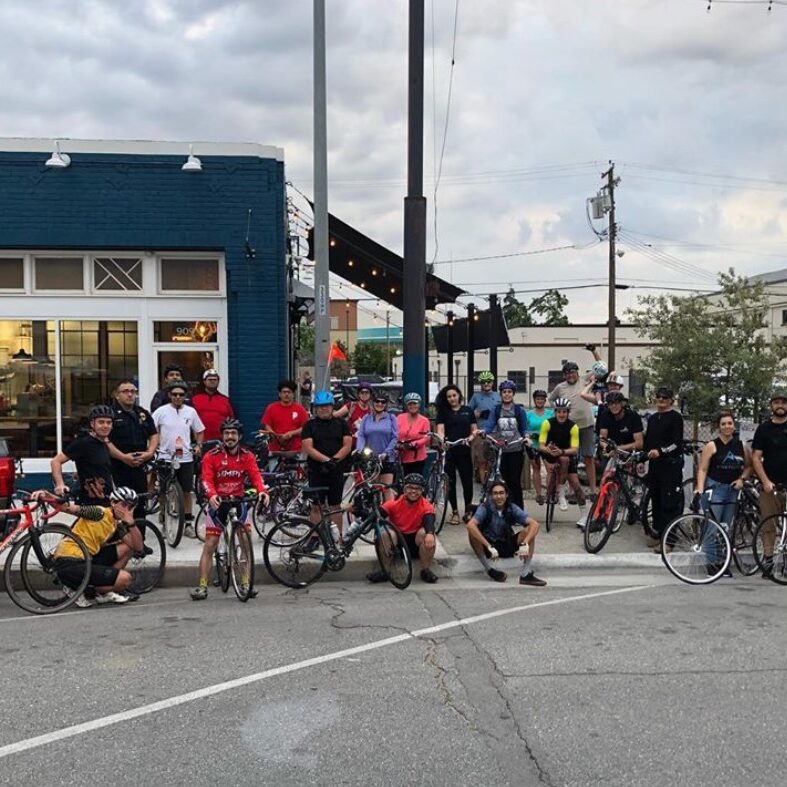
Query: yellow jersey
53 506 118 560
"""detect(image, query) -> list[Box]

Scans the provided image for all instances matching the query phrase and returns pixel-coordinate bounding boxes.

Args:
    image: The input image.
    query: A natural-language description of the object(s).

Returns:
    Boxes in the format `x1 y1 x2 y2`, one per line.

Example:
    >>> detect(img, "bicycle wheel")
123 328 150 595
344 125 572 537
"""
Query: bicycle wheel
430 473 450 535
194 503 207 543
753 514 787 585
583 484 619 554
544 470 557 533
730 511 758 576
252 483 297 539
661 514 731 585
639 489 658 539
6 526 91 614
229 526 255 601
127 520 166 594
215 538 231 593
263 517 328 589
162 480 185 548
374 521 413 590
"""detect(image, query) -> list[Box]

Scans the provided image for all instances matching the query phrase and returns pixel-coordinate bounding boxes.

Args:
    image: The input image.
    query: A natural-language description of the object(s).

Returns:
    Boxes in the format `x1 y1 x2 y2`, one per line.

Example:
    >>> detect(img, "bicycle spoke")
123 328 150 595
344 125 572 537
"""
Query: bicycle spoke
662 514 730 585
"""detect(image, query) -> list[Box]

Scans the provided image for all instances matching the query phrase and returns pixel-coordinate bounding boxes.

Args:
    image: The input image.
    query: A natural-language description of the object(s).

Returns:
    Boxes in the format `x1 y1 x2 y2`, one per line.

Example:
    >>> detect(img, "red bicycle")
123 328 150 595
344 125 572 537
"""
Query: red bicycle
0 491 92 614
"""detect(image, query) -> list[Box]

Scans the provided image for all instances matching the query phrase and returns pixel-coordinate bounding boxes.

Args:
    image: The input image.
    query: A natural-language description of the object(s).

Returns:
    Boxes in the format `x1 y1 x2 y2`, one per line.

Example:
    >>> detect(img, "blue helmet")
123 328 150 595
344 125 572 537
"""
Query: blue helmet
313 390 335 406
498 379 517 393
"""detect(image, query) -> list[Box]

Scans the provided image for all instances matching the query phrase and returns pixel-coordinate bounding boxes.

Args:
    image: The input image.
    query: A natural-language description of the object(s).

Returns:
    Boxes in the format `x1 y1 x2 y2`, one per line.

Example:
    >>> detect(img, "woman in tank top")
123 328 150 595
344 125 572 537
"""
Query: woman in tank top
695 410 751 528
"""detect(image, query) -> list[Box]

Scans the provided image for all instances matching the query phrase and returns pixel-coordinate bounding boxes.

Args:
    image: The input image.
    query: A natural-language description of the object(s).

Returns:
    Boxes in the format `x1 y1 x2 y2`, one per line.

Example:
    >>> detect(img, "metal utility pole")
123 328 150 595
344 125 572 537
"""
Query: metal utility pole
446 310 454 384
313 0 331 390
466 303 476 395
385 309 391 377
402 0 427 403
602 161 618 370
489 294 499 378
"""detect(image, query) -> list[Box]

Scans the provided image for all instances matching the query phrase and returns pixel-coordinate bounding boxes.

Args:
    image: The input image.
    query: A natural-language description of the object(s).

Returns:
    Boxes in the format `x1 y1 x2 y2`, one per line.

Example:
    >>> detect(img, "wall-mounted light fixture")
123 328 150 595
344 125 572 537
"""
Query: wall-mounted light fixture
181 144 202 173
45 140 71 169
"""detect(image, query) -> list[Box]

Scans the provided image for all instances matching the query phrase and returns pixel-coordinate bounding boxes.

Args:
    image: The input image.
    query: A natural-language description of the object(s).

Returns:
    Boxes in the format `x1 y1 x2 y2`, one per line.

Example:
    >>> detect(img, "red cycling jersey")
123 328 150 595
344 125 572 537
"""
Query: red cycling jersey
200 446 267 498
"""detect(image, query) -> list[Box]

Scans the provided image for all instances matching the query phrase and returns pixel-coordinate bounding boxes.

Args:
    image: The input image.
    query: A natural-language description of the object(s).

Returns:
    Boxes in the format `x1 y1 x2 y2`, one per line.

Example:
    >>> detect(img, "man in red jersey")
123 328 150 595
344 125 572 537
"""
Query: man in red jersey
190 418 268 600
191 369 235 442
366 473 438 585
260 379 310 457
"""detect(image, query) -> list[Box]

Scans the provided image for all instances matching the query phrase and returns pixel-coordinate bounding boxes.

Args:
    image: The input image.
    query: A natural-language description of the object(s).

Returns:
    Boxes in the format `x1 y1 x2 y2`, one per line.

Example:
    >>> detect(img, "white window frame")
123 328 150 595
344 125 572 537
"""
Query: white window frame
0 253 25 293
32 254 87 294
90 255 145 293
157 253 225 297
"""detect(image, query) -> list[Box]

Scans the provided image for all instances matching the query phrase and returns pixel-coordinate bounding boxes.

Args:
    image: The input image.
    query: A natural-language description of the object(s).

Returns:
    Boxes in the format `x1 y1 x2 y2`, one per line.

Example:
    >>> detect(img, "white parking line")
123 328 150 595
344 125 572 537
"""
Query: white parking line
0 584 652 760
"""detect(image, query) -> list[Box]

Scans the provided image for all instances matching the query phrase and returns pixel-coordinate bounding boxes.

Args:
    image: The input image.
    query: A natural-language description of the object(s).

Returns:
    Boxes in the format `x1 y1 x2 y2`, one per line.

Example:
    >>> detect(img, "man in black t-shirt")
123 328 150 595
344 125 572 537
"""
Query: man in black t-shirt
752 391 787 529
301 390 353 535
51 405 115 505
597 392 643 453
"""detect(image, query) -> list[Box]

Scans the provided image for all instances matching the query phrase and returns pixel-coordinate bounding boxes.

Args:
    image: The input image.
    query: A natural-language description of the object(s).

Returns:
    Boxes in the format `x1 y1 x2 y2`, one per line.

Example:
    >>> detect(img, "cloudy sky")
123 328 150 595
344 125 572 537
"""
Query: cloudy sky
1 0 786 329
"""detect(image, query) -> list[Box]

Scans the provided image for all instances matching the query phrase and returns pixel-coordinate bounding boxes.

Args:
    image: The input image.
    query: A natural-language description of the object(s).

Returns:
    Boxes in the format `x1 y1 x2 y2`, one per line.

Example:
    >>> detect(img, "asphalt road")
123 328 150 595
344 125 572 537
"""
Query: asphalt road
0 571 784 787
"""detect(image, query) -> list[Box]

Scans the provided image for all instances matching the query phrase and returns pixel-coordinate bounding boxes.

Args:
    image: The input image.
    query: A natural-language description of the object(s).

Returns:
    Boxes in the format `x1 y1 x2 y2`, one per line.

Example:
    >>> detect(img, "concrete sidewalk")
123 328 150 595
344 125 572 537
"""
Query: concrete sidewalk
157 497 663 588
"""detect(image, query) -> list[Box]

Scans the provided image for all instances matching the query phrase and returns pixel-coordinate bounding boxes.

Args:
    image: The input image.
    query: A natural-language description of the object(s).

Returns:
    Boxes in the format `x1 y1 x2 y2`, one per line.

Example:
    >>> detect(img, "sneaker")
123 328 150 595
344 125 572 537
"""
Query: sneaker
558 492 568 511
184 524 196 539
75 594 93 608
366 569 388 583
240 585 258 599
190 585 208 600
462 511 472 524
95 591 130 605
535 495 545 506
121 592 140 602
519 572 547 587
576 506 588 529
761 559 774 580
487 567 507 583
420 568 439 584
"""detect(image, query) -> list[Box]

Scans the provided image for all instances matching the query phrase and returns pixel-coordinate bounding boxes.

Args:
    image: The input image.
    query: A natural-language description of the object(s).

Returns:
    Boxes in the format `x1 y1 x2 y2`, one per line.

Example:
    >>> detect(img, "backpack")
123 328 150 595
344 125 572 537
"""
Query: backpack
491 403 528 435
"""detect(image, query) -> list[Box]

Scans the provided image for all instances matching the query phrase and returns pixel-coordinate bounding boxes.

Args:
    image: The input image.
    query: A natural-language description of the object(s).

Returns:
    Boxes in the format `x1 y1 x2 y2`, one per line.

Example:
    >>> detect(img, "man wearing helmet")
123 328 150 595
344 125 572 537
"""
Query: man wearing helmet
301 390 353 535
191 418 269 600
539 397 586 519
44 486 145 606
51 404 115 505
150 363 188 413
468 372 500 483
367 473 439 584
549 360 598 512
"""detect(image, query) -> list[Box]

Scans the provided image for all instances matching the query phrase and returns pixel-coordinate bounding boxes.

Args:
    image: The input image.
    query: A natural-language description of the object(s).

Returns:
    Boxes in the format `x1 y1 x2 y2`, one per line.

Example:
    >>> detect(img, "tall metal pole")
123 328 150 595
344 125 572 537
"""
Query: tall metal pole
603 161 617 370
489 294 499 379
466 303 475 396
402 0 427 403
446 310 454 384
313 0 331 390
386 309 391 377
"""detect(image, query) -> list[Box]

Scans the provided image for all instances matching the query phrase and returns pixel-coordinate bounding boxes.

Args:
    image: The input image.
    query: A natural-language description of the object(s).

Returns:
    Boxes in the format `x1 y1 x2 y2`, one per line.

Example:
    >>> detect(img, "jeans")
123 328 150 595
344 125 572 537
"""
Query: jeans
701 479 738 530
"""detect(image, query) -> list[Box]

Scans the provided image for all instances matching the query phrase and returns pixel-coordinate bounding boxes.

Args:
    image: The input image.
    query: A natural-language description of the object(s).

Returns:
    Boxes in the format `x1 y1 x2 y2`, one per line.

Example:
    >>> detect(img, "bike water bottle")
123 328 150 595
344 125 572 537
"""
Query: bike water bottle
330 523 341 545
345 518 362 540
174 436 184 469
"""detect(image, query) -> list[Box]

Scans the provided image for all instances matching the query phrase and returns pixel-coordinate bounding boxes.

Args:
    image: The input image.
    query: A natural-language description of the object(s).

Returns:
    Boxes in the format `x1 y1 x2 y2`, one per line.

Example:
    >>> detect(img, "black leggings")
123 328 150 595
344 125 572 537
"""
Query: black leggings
445 445 474 512
647 461 684 537
500 451 525 509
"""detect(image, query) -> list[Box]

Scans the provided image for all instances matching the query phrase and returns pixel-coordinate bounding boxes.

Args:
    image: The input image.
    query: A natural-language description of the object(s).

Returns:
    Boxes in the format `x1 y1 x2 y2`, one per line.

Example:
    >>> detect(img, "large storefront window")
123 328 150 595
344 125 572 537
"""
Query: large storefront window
0 320 138 457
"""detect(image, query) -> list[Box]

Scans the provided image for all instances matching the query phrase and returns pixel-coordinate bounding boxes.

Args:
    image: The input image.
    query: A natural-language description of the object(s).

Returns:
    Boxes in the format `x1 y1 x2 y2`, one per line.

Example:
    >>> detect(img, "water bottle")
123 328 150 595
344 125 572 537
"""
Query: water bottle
217 536 228 557
174 436 184 470
330 523 341 545
345 518 362 541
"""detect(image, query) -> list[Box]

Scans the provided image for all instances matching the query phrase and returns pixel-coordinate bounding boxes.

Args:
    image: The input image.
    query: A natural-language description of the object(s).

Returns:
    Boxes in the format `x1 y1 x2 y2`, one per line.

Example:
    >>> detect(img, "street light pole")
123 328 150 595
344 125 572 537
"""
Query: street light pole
345 301 350 351
386 309 391 378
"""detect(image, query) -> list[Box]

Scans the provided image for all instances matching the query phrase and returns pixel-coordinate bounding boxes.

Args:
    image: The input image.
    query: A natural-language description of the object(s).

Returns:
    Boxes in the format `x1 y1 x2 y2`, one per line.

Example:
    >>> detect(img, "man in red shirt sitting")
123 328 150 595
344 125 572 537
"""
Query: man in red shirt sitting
367 473 439 584
191 369 235 442
260 380 310 459
190 418 269 600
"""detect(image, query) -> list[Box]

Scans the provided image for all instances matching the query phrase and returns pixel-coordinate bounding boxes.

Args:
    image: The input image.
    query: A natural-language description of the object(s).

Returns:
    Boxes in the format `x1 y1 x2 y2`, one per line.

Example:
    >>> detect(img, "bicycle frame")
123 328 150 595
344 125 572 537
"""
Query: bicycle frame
0 498 58 564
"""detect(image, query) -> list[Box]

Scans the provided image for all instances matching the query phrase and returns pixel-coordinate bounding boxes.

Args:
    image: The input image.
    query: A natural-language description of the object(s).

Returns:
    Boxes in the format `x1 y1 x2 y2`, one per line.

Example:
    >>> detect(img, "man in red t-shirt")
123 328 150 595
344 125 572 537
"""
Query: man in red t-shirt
191 369 235 442
367 473 438 584
260 379 310 455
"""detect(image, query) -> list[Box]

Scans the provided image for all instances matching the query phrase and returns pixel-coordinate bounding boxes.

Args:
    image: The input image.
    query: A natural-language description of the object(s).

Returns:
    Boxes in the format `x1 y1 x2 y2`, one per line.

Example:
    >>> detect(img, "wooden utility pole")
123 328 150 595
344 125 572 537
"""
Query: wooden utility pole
603 162 618 370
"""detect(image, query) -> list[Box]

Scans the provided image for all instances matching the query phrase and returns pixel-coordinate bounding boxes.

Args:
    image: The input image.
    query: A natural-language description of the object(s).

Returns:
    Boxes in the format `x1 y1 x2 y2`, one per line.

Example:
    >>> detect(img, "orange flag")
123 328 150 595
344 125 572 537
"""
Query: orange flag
328 342 347 362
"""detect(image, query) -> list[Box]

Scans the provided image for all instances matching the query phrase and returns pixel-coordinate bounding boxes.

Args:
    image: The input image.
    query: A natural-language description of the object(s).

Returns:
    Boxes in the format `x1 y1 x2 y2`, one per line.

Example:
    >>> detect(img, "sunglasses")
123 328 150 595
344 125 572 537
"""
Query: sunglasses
118 389 137 394
170 392 186 398
374 399 387 404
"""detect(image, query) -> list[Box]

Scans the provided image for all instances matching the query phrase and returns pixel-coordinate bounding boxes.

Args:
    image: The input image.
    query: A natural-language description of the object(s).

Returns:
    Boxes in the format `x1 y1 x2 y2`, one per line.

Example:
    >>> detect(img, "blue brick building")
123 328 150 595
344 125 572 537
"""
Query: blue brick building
0 138 287 473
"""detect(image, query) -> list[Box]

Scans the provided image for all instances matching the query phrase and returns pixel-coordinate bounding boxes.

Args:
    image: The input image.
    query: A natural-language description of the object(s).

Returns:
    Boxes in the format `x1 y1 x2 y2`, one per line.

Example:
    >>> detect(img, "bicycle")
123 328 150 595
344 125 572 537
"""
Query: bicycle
478 433 526 506
422 432 460 535
0 492 92 614
211 495 257 601
152 455 185 548
263 481 412 590
583 442 648 554
752 483 787 585
125 507 167 595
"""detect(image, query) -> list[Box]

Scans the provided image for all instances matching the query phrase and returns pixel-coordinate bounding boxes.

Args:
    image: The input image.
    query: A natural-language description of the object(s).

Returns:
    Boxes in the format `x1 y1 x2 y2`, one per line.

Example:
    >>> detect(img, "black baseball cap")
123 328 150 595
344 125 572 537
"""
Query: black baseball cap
655 386 674 400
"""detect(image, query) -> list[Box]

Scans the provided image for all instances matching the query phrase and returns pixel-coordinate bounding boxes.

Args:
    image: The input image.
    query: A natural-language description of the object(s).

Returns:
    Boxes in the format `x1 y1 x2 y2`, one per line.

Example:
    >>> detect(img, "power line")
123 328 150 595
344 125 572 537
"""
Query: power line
432 240 600 265
618 230 718 280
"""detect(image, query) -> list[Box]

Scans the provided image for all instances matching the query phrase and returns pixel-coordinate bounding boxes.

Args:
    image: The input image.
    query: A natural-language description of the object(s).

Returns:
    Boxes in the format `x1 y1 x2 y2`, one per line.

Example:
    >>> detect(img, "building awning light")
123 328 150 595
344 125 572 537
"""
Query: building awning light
45 140 71 169
181 144 203 173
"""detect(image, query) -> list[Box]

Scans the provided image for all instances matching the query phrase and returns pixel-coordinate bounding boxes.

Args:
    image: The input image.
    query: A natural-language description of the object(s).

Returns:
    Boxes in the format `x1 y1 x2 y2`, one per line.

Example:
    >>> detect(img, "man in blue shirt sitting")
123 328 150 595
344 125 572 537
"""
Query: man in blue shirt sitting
466 479 546 586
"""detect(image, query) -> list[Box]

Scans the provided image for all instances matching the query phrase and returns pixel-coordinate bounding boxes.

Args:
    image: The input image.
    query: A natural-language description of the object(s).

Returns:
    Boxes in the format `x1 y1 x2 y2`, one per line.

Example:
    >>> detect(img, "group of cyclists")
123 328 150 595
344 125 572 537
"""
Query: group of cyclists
24 341 787 608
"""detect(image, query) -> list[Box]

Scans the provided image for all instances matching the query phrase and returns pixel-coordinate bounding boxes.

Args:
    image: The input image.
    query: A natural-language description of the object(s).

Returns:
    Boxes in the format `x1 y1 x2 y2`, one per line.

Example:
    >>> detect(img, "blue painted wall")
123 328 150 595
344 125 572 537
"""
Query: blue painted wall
0 149 287 433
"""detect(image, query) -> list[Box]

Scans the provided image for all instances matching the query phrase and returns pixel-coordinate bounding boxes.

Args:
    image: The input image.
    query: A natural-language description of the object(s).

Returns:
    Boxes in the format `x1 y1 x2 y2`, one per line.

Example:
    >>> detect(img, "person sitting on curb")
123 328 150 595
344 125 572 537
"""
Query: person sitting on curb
466 480 546 586
367 473 439 584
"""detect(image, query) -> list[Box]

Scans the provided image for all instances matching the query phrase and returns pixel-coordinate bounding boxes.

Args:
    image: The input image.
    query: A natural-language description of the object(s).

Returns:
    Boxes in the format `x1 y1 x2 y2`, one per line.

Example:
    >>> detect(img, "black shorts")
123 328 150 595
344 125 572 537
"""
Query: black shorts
542 454 579 474
483 530 520 558
402 531 420 559
54 556 120 590
307 468 345 506
380 460 398 476
174 461 195 494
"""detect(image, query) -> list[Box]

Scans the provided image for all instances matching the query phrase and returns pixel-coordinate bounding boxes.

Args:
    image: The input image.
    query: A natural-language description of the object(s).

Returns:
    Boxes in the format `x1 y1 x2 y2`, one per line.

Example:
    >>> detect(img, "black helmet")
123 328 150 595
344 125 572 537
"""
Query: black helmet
402 473 427 489
164 363 182 375
220 418 243 434
605 391 626 404
655 386 674 400
89 404 114 420
532 389 547 399
562 361 579 373
167 380 188 395
770 389 787 402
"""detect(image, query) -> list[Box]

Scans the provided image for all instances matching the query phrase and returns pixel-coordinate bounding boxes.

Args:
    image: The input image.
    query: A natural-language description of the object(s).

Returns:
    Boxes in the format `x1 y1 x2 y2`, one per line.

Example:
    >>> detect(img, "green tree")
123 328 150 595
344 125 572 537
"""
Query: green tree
502 286 570 328
297 322 314 364
626 269 782 421
352 341 388 375
502 287 532 328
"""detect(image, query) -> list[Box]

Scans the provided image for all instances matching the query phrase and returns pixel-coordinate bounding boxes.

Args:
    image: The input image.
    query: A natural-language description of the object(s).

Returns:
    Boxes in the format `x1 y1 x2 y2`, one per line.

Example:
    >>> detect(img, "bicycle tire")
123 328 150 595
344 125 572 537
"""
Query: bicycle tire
544 469 558 533
215 540 231 593
661 514 731 585
583 484 619 554
194 503 207 543
162 479 185 548
252 483 297 539
753 514 787 585
6 526 92 614
431 473 450 535
730 511 758 576
127 520 166 594
374 521 413 590
263 517 328 589
229 526 255 601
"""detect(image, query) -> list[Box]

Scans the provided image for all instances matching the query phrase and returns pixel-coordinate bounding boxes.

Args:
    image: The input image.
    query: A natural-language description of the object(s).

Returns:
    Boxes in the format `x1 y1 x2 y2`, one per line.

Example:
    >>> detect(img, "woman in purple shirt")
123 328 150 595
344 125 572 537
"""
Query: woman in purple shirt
357 393 399 498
